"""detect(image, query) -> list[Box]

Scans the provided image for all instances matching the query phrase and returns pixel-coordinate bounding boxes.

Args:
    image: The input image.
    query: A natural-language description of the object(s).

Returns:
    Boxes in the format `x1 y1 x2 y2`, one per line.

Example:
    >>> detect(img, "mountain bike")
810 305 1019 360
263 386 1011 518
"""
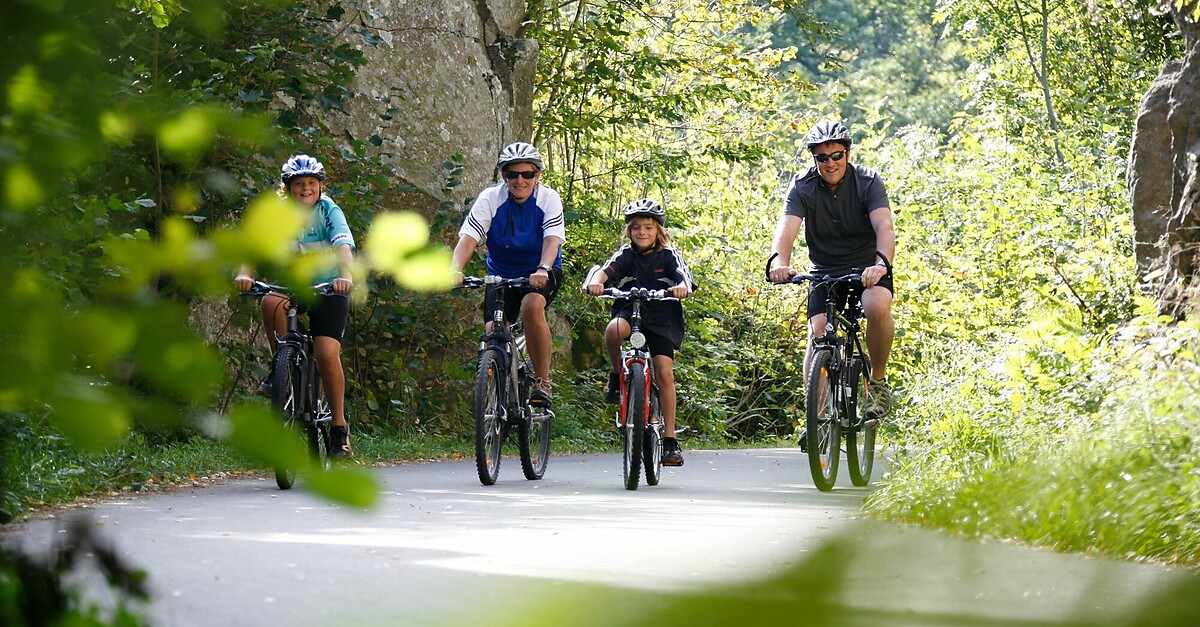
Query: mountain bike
245 281 335 490
459 275 554 485
765 254 877 491
588 285 678 490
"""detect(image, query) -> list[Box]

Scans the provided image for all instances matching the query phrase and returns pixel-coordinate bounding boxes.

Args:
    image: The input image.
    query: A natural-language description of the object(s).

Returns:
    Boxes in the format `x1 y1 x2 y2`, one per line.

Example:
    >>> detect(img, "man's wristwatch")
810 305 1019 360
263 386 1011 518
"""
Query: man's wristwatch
536 264 552 273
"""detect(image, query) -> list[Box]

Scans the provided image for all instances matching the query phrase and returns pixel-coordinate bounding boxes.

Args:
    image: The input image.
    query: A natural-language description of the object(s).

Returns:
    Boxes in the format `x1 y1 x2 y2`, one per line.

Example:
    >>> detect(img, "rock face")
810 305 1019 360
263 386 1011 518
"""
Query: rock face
324 0 539 209
1130 6 1200 314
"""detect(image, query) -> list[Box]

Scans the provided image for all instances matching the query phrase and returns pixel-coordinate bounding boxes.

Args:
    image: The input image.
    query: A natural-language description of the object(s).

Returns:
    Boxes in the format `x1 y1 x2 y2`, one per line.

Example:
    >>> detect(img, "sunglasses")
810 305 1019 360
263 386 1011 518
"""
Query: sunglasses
812 150 846 163
503 170 538 180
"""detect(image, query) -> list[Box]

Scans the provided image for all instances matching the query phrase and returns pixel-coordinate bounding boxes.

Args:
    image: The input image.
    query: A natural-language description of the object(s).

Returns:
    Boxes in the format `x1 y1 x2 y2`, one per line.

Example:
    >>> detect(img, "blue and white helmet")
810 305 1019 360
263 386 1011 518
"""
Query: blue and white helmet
497 142 543 171
281 154 327 183
623 198 665 225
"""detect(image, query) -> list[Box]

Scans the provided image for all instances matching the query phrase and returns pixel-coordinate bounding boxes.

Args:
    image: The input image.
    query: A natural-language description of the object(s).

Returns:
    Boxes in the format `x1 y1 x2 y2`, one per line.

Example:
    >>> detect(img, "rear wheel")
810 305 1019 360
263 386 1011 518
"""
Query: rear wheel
844 357 875 487
519 401 552 480
271 346 309 490
643 388 663 486
473 349 504 486
806 350 840 491
623 363 647 491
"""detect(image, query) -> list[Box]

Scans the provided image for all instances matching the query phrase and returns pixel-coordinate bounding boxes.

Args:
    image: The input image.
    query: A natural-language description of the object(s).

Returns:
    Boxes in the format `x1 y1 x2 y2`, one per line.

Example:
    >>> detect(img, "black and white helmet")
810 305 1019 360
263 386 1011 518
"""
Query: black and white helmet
805 120 852 148
623 198 665 225
497 142 543 171
281 154 326 183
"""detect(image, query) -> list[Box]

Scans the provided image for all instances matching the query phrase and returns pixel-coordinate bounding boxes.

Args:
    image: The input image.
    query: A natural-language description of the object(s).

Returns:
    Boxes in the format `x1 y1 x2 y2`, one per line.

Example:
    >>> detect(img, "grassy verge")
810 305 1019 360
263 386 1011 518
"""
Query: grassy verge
866 312 1200 567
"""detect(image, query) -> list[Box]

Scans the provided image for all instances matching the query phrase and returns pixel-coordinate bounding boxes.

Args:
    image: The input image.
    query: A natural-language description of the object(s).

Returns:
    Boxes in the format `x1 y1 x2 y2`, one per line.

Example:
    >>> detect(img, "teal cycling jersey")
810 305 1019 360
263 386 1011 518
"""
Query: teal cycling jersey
297 195 356 283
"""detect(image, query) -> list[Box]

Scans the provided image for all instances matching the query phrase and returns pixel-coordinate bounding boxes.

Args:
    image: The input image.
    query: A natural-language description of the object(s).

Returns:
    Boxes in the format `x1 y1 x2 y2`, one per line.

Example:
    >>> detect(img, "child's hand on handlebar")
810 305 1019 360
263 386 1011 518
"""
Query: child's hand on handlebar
586 282 605 296
670 285 689 299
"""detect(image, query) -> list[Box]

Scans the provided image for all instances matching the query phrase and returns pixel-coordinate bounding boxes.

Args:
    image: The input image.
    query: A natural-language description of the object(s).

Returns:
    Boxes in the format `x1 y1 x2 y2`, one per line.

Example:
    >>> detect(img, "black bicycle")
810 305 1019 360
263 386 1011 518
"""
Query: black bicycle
246 281 335 490
588 285 678 490
460 275 553 485
766 254 877 491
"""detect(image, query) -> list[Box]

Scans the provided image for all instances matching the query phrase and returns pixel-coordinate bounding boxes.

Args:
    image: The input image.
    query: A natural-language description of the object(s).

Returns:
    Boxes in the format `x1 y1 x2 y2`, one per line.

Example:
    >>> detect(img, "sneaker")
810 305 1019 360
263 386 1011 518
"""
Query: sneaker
797 428 808 453
255 375 273 399
530 378 553 409
328 425 353 459
604 371 620 404
863 378 893 420
662 437 684 467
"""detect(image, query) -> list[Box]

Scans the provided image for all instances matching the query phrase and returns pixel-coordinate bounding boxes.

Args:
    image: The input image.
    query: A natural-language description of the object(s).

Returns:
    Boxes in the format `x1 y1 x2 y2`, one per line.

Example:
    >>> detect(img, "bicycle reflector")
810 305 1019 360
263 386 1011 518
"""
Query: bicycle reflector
630 331 647 349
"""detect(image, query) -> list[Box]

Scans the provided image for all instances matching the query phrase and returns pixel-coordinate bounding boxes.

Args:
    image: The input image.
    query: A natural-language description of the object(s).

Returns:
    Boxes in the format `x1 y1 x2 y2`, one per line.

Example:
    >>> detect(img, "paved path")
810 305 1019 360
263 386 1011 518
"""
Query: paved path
3 448 1196 625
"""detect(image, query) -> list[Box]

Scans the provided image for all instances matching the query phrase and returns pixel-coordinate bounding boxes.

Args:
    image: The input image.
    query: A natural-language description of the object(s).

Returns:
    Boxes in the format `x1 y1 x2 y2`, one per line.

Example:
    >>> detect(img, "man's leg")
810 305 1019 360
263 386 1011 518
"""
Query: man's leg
861 287 894 380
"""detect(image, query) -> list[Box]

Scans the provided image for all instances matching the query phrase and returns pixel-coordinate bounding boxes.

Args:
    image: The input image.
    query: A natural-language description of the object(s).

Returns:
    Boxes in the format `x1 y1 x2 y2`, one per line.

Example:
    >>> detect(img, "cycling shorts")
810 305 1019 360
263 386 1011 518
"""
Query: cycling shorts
612 317 675 360
807 274 893 320
482 268 563 325
308 293 350 341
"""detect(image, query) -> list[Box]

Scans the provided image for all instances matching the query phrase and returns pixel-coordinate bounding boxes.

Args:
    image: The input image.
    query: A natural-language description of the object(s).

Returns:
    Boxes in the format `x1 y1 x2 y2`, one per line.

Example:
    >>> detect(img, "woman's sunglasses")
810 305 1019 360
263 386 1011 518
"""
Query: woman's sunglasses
503 170 538 180
813 150 846 163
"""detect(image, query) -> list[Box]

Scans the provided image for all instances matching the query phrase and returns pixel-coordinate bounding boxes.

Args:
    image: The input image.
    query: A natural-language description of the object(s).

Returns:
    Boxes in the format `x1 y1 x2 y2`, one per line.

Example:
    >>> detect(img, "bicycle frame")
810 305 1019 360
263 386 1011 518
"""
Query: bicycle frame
615 294 656 431
808 276 871 429
470 275 531 419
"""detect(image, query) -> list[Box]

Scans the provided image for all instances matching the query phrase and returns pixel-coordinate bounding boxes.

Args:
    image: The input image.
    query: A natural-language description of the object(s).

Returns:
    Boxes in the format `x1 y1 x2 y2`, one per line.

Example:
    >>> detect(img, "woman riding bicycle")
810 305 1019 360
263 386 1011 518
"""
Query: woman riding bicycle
585 199 696 467
449 142 565 409
235 154 357 459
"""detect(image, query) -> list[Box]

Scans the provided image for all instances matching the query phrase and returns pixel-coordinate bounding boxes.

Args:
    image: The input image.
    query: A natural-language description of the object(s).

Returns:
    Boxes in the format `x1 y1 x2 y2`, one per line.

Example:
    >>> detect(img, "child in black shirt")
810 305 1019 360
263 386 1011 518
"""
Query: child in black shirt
585 199 696 466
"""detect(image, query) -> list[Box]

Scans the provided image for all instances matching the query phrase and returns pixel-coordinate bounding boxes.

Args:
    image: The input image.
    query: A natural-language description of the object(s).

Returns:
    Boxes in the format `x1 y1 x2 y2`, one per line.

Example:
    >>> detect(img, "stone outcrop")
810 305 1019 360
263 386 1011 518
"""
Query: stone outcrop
1131 4 1200 314
324 0 539 210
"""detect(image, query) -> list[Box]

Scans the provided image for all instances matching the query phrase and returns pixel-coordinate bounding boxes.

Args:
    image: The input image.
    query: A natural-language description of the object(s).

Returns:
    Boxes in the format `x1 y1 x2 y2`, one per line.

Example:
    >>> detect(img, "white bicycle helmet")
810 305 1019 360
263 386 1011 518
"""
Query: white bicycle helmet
497 142 543 171
805 120 852 148
281 154 327 183
623 198 665 225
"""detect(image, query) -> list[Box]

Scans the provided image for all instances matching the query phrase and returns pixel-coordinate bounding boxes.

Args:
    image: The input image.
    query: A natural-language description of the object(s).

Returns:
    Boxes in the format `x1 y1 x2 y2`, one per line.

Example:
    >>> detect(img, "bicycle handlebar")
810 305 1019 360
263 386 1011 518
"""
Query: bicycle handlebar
458 275 530 290
242 280 334 298
589 287 679 302
764 252 862 285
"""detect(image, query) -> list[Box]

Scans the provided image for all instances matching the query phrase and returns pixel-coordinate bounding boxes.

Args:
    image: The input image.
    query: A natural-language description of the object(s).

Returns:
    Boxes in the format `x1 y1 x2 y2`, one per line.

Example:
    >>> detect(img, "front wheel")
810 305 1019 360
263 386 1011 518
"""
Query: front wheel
473 349 505 486
623 363 647 490
271 346 311 490
806 350 840 491
844 357 875 487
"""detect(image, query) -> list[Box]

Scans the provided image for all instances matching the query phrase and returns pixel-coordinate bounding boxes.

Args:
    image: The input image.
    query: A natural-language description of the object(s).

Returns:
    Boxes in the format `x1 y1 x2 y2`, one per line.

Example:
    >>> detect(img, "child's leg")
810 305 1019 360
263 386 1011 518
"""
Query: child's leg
652 354 677 437
261 293 290 355
604 318 631 372
314 337 347 428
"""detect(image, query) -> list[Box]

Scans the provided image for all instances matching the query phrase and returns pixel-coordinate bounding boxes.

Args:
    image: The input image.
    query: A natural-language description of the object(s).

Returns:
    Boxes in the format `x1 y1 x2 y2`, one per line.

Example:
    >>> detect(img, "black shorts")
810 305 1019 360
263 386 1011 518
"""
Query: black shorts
613 317 675 359
308 293 350 341
807 273 893 320
482 268 563 324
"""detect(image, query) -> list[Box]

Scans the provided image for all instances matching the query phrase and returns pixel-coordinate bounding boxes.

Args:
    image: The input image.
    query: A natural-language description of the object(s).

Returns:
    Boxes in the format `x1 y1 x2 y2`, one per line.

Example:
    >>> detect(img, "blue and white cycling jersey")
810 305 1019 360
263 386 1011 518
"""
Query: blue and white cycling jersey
458 182 565 279
297 195 356 284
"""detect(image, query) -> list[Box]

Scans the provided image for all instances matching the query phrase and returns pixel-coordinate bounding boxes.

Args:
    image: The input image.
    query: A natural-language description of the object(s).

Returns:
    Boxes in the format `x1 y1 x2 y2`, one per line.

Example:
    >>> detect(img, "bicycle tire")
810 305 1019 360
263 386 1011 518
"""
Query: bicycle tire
473 349 504 486
844 356 875 487
806 350 840 491
270 346 308 490
643 389 663 486
623 363 647 491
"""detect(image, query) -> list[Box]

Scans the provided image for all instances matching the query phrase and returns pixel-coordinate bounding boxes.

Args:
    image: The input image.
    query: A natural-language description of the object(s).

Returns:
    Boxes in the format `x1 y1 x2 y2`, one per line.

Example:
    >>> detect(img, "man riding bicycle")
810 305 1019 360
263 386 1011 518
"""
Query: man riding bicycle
768 120 896 425
450 142 565 408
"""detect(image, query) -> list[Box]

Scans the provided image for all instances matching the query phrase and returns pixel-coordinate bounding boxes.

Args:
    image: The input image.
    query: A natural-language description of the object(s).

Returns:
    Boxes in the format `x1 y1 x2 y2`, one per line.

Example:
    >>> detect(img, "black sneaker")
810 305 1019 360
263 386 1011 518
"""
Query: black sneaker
255 375 273 399
797 428 808 453
604 371 620 404
662 437 684 467
328 425 352 459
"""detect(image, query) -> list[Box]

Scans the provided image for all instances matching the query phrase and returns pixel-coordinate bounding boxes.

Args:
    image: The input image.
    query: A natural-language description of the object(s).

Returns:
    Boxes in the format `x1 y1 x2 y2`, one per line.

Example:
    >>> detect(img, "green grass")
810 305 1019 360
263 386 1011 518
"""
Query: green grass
866 315 1200 567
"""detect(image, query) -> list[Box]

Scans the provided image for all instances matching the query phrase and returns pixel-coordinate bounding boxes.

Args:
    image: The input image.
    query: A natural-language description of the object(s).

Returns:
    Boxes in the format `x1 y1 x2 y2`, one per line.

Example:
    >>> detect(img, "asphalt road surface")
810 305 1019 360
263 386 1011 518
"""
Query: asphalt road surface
4 448 1196 626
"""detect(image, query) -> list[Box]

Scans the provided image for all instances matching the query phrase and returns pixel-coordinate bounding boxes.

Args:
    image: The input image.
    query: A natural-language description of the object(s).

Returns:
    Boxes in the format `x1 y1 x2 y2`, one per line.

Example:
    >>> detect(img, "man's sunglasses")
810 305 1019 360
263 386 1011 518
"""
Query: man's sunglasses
812 150 846 163
503 170 538 180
